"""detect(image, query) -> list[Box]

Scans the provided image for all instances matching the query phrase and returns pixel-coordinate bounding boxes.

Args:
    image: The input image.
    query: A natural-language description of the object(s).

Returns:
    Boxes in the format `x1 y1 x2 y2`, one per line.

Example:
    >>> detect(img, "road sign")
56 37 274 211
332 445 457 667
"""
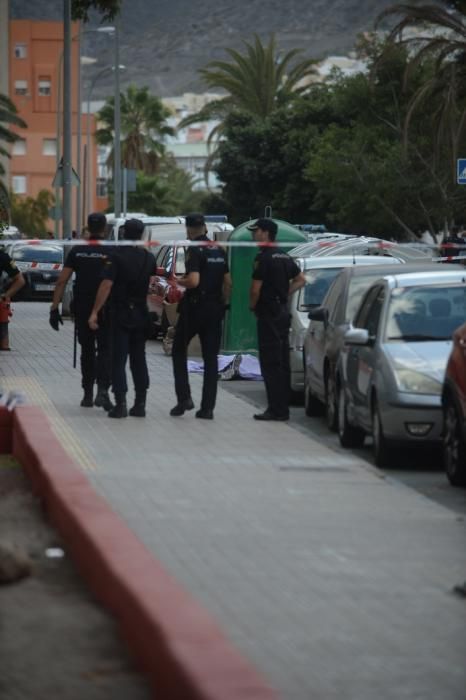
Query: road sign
457 159 466 185
52 157 80 187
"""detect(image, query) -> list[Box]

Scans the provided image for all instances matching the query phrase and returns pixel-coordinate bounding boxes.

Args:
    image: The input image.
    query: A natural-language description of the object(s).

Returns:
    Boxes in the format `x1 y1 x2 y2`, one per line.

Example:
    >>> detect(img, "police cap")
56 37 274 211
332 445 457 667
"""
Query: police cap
87 212 106 235
123 218 145 239
247 218 278 237
185 213 205 228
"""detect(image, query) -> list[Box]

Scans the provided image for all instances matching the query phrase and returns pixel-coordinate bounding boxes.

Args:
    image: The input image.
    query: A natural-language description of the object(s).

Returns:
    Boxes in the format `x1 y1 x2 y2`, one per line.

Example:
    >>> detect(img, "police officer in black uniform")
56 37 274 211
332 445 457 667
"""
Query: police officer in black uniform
248 218 305 421
170 213 231 420
0 250 25 345
88 218 157 419
50 212 113 410
0 249 25 299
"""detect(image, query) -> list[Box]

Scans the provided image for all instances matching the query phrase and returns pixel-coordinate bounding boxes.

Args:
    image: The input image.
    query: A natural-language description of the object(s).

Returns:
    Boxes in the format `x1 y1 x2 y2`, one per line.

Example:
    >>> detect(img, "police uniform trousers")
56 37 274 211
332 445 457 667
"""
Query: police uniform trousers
75 300 111 391
111 305 149 396
257 305 291 419
172 300 223 411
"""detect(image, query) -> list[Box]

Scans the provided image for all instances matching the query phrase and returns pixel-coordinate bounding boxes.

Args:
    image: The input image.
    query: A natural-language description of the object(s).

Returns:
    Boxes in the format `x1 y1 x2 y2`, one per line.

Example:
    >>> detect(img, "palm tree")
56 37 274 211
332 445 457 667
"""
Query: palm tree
0 94 27 219
95 85 174 175
377 2 466 168
179 34 317 136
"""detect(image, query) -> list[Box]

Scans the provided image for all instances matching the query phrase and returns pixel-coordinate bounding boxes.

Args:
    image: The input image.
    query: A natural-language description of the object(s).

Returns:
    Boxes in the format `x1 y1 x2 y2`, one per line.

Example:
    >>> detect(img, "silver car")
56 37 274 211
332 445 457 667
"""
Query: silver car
303 260 420 425
338 269 466 467
289 256 402 398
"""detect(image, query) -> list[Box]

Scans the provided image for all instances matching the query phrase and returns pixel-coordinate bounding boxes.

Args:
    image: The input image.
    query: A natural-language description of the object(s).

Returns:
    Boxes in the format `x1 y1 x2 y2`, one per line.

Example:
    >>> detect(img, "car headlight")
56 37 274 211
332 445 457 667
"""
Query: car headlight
394 368 442 395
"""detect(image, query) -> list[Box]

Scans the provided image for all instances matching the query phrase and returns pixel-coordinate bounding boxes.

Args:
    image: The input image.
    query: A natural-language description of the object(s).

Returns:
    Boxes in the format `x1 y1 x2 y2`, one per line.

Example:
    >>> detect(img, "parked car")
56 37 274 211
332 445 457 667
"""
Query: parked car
302 261 440 425
289 256 403 398
442 323 466 487
337 268 466 467
7 243 63 300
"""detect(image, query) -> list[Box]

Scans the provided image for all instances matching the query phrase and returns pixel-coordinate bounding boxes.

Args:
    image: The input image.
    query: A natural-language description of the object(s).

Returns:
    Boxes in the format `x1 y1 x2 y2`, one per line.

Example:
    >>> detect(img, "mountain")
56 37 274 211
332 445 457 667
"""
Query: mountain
11 0 395 96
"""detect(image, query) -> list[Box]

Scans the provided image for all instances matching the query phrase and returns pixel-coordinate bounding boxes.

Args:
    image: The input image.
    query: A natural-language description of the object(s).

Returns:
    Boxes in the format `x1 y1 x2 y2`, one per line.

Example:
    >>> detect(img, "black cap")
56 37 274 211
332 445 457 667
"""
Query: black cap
185 213 205 228
123 218 145 238
87 212 106 230
247 218 278 236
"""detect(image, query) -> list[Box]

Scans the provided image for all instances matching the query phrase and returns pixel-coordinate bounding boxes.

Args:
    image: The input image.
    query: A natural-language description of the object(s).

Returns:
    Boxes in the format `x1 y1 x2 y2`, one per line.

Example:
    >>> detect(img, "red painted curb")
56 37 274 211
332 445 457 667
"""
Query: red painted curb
11 405 279 700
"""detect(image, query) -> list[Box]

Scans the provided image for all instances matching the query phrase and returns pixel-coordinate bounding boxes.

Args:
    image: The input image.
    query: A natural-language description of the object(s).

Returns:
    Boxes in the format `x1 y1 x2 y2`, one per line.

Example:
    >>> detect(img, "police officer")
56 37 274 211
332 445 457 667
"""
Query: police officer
0 248 25 300
170 213 231 420
88 218 156 419
50 212 113 410
248 218 305 421
0 249 25 349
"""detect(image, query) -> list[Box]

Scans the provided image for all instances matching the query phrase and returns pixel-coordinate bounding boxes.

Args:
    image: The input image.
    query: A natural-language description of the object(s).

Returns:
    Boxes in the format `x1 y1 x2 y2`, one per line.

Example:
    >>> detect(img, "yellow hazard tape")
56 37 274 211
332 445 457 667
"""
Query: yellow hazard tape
0 376 97 472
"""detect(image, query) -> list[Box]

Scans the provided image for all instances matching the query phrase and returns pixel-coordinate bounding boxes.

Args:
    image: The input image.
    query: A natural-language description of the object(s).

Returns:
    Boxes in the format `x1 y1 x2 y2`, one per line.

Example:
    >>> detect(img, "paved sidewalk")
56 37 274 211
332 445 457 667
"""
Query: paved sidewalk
3 303 466 700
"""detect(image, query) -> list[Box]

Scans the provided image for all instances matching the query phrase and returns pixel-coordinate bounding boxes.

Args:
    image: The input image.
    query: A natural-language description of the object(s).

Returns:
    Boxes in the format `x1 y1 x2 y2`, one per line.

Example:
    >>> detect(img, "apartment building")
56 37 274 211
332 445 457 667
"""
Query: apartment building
8 19 105 234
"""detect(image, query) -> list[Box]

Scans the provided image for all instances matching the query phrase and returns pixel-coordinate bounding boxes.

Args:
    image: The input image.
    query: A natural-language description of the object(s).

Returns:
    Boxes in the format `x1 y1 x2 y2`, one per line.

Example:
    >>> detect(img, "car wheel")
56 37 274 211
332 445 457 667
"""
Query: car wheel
338 385 365 447
371 398 393 469
443 396 466 487
325 371 338 432
304 379 324 417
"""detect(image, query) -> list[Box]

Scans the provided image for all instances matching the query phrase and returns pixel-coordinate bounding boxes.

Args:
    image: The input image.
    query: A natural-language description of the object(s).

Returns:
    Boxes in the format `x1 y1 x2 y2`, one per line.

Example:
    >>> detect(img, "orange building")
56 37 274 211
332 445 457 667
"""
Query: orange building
8 19 107 235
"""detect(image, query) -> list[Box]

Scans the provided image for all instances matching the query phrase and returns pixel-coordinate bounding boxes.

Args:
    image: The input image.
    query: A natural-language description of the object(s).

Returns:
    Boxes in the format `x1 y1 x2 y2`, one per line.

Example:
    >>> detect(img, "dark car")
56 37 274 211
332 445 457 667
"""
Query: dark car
442 324 466 487
9 243 63 300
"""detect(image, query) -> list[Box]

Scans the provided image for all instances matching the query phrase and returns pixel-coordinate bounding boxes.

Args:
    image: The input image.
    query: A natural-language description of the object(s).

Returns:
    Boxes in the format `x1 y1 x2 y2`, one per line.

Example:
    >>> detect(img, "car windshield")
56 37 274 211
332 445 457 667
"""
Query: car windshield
12 246 62 263
386 285 466 341
298 268 341 310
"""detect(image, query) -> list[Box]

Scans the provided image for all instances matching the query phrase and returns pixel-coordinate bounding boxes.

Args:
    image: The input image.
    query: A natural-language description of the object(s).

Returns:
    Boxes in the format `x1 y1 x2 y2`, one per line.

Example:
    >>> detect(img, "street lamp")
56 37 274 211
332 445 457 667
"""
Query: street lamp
55 25 114 237
76 26 115 235
85 64 125 222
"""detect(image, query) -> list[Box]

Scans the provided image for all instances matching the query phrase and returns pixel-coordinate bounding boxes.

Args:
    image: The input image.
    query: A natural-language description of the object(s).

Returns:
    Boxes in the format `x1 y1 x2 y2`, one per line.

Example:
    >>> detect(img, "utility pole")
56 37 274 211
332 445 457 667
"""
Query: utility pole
62 0 72 238
113 14 122 218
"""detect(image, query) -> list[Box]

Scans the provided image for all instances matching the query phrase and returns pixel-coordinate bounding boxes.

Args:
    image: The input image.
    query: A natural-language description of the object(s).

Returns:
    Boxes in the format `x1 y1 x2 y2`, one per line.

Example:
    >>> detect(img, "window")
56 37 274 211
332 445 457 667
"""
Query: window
96 178 108 198
14 80 28 96
12 246 63 264
174 248 186 275
12 138 26 156
14 43 27 59
38 78 51 96
12 176 27 194
42 138 57 156
299 268 341 311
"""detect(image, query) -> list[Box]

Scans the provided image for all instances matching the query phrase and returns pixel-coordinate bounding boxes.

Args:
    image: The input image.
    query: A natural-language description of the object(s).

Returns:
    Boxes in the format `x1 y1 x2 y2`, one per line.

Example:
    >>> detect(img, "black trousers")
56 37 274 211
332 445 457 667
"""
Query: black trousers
172 301 223 411
75 304 111 390
111 322 149 395
257 307 291 418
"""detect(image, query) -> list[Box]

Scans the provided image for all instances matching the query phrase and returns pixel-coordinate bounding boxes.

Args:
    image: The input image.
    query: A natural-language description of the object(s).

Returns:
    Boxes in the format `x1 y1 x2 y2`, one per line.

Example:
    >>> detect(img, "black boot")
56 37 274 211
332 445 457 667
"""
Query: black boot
80 386 94 407
108 393 127 419
129 391 146 417
94 387 114 412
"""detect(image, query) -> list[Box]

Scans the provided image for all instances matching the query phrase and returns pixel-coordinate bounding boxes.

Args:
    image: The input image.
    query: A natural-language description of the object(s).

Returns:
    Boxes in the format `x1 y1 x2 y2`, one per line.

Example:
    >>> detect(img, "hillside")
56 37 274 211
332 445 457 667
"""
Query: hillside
11 0 395 96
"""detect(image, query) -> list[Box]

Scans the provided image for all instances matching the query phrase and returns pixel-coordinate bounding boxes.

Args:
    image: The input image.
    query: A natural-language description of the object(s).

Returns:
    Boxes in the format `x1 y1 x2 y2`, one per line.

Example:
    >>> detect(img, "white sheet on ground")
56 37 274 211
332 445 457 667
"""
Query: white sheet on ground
187 354 262 380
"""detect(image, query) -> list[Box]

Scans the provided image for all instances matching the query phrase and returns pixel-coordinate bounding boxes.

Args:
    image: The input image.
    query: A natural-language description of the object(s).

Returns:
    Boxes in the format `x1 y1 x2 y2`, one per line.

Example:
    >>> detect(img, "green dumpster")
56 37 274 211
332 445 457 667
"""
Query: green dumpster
222 219 306 353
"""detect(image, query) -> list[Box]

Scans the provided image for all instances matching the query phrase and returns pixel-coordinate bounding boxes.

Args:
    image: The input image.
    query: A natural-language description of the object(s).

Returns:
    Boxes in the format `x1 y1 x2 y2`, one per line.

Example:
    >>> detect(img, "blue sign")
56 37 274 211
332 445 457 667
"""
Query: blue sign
457 159 466 185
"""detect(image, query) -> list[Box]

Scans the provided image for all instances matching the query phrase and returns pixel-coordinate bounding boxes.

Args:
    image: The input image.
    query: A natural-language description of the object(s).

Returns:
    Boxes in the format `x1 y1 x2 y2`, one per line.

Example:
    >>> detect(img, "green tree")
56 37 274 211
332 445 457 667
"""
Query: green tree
10 189 55 237
378 1 466 208
96 86 174 175
72 0 120 21
0 94 27 219
180 35 316 142
110 156 203 216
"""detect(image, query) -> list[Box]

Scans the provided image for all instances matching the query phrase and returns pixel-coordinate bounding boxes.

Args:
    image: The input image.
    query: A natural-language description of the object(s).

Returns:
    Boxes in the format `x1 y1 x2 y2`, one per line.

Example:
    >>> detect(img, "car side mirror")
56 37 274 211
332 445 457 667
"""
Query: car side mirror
344 327 372 346
155 266 167 277
308 306 328 325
